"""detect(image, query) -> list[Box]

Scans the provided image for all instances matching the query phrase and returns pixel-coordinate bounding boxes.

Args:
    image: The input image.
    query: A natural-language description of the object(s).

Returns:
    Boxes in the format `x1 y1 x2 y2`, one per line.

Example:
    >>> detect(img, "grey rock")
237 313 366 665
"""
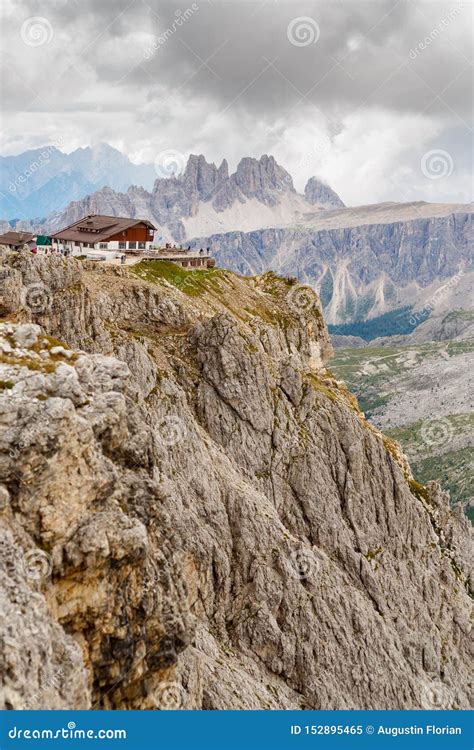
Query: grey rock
20 154 345 244
305 176 345 208
0 251 471 711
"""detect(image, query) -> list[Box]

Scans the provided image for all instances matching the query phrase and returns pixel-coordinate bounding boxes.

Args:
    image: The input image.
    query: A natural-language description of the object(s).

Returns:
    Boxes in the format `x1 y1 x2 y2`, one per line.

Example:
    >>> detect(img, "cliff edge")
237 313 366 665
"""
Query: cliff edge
0 248 471 710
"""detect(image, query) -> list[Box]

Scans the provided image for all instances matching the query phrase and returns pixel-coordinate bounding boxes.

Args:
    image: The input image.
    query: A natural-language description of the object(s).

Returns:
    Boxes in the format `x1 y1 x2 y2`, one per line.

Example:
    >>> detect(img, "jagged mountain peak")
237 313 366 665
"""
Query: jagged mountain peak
217 157 229 180
233 154 295 202
71 142 119 155
182 154 224 199
305 176 345 208
5 147 347 240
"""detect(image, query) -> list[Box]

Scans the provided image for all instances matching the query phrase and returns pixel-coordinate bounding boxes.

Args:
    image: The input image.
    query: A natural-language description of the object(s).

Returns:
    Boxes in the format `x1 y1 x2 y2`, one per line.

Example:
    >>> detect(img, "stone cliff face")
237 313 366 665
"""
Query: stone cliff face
304 177 345 209
0 248 471 711
193 208 473 325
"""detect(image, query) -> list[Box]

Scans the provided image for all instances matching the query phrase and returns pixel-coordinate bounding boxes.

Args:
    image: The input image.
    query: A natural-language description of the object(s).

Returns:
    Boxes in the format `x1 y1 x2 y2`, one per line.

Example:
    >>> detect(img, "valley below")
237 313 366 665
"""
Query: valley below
331 340 474 522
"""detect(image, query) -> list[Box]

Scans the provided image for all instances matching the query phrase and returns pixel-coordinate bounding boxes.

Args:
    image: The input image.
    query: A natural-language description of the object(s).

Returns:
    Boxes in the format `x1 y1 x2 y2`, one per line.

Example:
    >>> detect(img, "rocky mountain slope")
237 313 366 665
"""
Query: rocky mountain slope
192 201 473 328
0 248 471 711
331 340 474 521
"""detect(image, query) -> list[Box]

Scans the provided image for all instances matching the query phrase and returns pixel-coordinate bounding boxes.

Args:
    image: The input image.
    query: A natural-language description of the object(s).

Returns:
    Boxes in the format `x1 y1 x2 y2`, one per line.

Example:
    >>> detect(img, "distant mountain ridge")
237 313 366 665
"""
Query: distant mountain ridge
0 143 157 220
0 147 343 230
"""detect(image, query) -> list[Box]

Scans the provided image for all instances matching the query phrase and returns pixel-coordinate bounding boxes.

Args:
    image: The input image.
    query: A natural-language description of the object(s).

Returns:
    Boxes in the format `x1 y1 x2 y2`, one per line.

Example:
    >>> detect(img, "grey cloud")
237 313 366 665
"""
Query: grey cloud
1 0 472 205
8 0 472 119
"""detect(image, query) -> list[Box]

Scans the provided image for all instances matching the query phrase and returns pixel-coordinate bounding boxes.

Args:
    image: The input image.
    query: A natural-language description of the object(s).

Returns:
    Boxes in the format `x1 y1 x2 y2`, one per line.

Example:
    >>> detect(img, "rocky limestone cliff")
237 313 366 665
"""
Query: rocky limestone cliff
193 205 473 325
0 248 471 711
17 155 344 244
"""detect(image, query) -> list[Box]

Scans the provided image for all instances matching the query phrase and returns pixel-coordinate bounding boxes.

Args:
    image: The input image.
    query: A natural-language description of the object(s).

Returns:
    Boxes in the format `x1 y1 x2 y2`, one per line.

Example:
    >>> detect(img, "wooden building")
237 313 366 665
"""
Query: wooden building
0 231 35 251
50 215 156 257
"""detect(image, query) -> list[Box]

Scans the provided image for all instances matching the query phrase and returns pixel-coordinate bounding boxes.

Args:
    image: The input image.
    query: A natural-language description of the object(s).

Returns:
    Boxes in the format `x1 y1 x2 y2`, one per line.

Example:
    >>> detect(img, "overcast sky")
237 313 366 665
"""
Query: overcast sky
1 0 472 205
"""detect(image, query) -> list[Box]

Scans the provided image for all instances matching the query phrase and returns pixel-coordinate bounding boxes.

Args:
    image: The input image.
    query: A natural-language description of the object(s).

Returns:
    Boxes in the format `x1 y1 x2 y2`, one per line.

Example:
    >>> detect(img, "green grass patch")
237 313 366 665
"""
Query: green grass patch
0 352 57 373
129 260 225 297
442 308 474 323
408 479 431 504
411 447 473 508
386 414 474 450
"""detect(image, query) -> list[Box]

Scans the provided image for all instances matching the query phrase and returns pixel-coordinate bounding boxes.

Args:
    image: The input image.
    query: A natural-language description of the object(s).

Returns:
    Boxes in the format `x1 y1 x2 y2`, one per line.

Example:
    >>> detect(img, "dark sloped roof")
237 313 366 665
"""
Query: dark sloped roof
0 231 35 245
51 214 156 243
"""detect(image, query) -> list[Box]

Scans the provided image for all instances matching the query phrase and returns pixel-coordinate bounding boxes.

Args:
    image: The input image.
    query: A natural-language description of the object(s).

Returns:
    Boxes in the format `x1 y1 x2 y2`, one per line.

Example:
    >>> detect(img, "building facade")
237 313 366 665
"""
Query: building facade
0 231 35 251
50 215 156 258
